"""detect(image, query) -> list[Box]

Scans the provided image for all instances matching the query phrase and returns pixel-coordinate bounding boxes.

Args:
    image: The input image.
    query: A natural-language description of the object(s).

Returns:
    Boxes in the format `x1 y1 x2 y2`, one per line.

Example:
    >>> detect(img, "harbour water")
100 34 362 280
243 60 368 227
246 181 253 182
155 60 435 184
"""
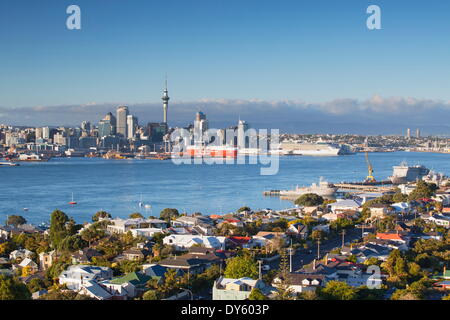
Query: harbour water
1 152 450 225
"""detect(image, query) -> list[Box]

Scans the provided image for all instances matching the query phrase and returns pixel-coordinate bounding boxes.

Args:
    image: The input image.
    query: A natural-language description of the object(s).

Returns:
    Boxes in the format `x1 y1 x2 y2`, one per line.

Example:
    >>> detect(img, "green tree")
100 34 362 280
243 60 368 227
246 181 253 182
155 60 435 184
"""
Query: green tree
92 211 112 222
6 215 27 227
237 206 251 213
0 275 31 300
129 212 144 219
295 193 324 207
142 289 161 300
317 281 358 300
49 210 70 249
248 288 267 300
224 254 258 279
407 180 438 201
160 208 180 222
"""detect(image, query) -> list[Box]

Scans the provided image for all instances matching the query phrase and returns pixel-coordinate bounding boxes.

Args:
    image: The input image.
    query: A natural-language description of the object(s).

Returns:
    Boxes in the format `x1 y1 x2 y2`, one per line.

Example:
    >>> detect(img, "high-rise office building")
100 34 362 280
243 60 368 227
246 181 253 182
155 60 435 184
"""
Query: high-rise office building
127 115 138 140
194 111 208 144
35 127 43 140
416 129 420 139
406 128 411 139
81 121 91 133
42 127 50 140
116 106 129 138
98 112 117 138
237 120 249 149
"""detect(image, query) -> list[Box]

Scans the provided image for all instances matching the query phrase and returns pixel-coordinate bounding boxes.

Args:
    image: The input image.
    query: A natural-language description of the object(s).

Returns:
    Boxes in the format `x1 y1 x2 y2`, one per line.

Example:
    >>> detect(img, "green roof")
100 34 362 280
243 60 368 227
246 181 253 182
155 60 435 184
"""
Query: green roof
109 272 151 286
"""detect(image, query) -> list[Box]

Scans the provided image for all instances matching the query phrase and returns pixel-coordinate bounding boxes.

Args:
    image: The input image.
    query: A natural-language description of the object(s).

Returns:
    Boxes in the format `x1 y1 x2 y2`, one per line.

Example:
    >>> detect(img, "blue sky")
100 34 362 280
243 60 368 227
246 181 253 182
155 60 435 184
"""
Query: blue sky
1 0 450 134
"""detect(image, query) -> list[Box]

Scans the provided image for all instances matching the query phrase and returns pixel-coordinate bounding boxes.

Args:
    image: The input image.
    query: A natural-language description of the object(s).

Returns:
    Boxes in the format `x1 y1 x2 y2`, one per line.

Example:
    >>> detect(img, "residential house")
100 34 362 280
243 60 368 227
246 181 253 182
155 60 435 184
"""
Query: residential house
79 280 113 300
300 258 381 288
100 271 152 299
212 277 271 300
9 249 33 261
226 236 258 249
16 258 39 273
141 263 168 282
286 223 309 240
39 251 57 271
172 215 214 228
424 214 450 229
272 273 326 294
72 248 102 264
158 247 230 275
59 265 113 291
253 231 287 248
163 234 226 250
122 247 149 261
329 199 361 214
106 218 167 235
368 204 394 220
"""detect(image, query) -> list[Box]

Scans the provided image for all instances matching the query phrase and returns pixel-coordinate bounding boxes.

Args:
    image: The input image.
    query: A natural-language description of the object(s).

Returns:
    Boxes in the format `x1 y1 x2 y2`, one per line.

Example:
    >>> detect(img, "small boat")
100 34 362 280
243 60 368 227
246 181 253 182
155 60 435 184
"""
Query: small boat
23 208 29 211
69 193 77 205
144 204 152 209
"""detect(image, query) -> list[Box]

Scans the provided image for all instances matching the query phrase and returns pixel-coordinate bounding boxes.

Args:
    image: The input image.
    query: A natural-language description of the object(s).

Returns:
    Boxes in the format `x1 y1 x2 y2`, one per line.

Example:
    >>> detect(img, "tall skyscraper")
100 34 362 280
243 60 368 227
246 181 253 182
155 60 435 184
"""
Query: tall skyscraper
194 111 208 144
237 120 249 149
162 78 170 124
116 106 129 139
406 128 411 139
416 128 421 139
81 121 91 132
42 127 50 140
127 115 138 140
98 112 117 138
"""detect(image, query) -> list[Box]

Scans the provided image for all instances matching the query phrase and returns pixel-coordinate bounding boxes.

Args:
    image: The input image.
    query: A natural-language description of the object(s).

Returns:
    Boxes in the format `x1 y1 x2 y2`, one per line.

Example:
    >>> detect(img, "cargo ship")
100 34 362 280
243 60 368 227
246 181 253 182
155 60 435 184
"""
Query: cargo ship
389 162 430 184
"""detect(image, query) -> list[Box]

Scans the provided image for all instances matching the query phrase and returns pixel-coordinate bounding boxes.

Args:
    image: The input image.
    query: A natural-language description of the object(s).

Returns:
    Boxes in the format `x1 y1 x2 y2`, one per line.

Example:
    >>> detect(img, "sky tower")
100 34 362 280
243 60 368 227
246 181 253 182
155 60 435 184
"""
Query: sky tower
162 77 170 124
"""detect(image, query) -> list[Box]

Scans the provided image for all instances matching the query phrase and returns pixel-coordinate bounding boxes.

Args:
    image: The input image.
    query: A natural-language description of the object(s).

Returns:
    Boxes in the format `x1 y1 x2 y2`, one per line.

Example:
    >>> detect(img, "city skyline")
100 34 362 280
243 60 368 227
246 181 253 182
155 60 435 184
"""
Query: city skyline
2 0 450 135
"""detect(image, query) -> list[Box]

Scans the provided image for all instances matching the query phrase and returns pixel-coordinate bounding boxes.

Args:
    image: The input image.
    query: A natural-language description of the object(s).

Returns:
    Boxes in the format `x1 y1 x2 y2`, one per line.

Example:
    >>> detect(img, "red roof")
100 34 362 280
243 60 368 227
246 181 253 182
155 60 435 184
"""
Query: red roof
418 198 433 202
376 233 404 241
225 219 241 223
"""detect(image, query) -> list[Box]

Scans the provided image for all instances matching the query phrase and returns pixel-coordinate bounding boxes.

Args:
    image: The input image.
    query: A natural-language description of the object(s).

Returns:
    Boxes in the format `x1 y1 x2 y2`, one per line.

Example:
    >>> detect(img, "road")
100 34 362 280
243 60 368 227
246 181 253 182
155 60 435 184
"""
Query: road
266 227 367 272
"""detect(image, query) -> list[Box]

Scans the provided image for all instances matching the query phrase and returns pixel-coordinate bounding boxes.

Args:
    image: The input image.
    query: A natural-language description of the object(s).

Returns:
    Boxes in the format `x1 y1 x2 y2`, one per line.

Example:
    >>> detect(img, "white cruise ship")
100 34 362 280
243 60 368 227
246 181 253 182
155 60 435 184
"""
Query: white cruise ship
276 142 352 156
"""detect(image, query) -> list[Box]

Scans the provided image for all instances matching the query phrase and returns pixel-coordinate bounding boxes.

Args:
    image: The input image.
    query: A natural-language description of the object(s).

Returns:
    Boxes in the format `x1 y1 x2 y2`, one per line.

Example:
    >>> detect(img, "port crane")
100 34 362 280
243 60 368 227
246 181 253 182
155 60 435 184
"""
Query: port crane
364 151 376 182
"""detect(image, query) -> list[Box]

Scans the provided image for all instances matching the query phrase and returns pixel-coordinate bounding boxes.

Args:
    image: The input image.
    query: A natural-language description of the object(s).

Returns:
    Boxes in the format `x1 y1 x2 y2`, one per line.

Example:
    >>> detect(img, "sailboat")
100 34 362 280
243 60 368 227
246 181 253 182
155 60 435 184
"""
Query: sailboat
138 194 144 208
69 193 77 205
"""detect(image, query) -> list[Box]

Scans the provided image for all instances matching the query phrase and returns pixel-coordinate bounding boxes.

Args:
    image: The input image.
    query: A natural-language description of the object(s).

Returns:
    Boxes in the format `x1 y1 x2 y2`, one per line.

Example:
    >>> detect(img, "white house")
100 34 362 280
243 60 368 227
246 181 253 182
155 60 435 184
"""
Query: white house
329 199 361 213
59 265 113 291
106 218 167 235
163 235 226 250
9 249 33 261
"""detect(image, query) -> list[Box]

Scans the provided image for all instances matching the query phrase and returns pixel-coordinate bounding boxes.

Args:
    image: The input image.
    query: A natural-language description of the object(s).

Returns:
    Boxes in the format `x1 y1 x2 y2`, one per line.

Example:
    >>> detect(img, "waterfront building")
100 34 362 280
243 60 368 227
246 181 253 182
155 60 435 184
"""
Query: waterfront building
116 106 129 139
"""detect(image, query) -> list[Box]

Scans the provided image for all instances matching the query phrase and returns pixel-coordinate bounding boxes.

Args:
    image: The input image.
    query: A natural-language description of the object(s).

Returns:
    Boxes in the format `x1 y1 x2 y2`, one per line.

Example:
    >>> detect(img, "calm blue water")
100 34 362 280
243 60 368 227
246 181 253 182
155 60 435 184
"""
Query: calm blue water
1 152 450 225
